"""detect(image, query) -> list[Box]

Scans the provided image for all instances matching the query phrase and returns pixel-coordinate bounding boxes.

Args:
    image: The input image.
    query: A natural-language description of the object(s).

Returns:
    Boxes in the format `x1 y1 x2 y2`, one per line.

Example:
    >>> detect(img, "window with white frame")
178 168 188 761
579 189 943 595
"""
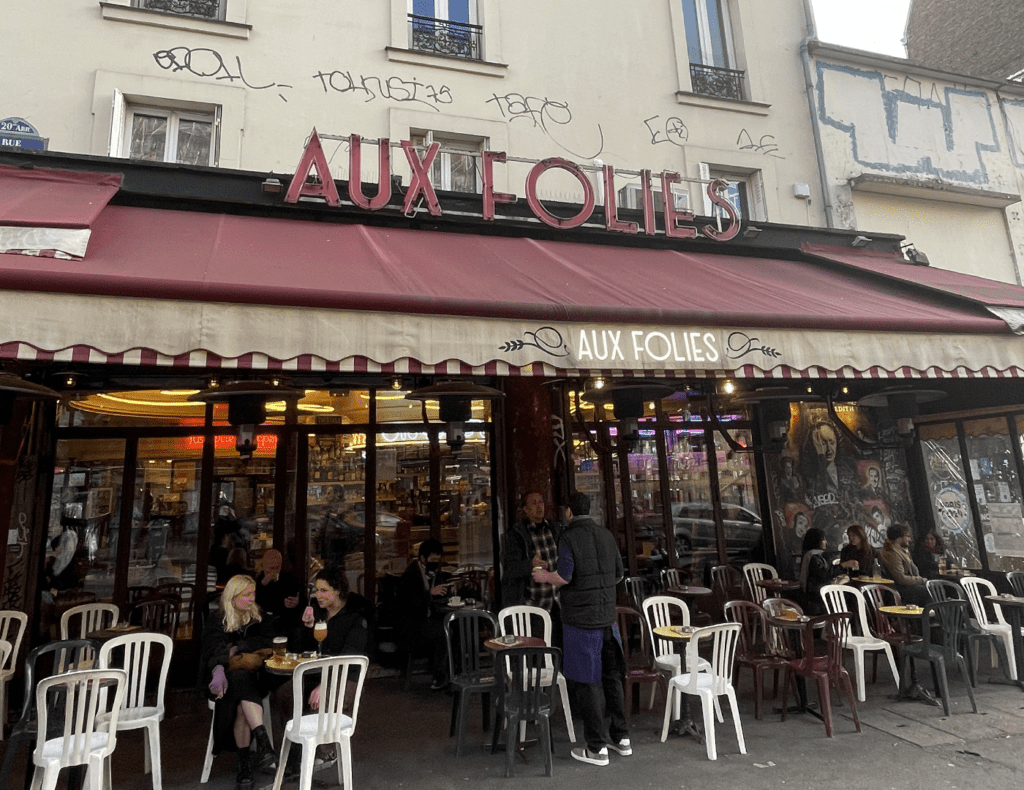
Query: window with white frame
409 0 481 59
700 164 765 221
410 131 483 193
617 183 689 213
133 0 225 21
681 0 744 100
122 104 217 165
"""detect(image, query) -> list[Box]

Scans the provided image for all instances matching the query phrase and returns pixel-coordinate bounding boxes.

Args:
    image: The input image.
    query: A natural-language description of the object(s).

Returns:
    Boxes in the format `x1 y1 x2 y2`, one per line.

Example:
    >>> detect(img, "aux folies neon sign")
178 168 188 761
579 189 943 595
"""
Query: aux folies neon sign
285 129 740 242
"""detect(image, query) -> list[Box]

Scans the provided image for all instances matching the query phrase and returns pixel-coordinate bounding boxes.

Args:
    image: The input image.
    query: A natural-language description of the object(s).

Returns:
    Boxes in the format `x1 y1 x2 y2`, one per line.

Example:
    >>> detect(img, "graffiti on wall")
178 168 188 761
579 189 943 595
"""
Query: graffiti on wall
766 403 913 577
486 92 604 158
816 61 1000 184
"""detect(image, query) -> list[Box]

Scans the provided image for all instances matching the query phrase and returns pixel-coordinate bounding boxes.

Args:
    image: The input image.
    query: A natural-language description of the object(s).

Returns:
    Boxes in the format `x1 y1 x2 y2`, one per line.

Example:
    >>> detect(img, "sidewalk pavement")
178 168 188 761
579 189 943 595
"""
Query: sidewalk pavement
3 658 1023 789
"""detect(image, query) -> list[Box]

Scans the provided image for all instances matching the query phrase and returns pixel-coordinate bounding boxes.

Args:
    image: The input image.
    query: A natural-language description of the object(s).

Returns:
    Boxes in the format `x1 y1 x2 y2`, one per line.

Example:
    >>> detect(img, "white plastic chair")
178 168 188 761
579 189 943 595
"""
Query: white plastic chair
659 623 745 761
271 655 368 790
961 577 1017 680
642 595 691 680
0 611 28 741
30 668 127 790
200 692 275 783
60 604 119 671
98 633 173 790
742 563 778 605
496 605 576 743
820 584 899 701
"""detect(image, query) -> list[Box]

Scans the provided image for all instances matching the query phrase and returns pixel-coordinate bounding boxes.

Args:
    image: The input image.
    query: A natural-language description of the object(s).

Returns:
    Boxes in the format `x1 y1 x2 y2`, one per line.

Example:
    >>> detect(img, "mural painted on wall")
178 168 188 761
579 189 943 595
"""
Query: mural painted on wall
766 403 913 576
816 61 1000 184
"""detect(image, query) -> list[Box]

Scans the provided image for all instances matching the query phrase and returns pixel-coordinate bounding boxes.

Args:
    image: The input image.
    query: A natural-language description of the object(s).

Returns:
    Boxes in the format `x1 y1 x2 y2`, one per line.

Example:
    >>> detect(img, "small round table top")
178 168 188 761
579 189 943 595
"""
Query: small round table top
766 611 810 629
879 604 924 617
666 585 712 597
264 654 318 675
850 576 894 585
653 625 695 641
484 635 547 652
754 578 800 591
987 594 1024 607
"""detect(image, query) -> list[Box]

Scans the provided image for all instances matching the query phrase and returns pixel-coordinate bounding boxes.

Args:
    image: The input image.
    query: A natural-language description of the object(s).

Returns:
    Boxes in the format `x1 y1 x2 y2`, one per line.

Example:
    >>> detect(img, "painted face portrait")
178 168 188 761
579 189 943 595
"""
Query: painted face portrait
811 423 838 464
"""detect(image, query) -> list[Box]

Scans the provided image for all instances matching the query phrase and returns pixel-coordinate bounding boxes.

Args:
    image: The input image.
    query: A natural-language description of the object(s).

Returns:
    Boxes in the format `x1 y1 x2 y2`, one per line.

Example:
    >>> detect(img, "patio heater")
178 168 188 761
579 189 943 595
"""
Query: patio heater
405 381 504 450
189 380 300 460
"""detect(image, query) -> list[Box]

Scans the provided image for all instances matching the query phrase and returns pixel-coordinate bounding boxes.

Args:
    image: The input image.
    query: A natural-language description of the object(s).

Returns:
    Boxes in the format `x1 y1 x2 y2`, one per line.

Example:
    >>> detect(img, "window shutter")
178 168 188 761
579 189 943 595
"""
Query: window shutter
108 89 126 157
699 162 712 215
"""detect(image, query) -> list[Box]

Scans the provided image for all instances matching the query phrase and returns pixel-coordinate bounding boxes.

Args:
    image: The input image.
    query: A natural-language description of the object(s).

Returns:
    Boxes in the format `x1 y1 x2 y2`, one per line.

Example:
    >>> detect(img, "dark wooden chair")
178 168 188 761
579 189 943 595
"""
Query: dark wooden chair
724 599 788 720
616 605 666 717
491 646 560 777
899 600 978 717
444 609 500 757
781 613 861 738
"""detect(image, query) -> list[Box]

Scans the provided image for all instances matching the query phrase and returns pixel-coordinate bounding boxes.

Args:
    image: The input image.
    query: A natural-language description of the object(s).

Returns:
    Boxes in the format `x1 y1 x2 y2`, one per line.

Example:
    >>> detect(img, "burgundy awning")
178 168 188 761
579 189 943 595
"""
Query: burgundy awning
0 165 121 228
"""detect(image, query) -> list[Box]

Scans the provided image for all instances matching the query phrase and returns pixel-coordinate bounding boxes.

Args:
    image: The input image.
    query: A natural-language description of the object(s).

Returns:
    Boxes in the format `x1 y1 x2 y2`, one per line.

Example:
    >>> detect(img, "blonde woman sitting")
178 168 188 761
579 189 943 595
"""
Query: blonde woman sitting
200 574 277 790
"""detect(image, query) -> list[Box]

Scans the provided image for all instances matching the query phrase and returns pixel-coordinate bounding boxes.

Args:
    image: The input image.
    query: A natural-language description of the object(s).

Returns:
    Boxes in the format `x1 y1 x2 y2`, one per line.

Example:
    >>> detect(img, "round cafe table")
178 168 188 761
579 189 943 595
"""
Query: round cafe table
652 625 704 743
987 594 1024 691
754 578 800 595
264 653 318 676
848 575 894 587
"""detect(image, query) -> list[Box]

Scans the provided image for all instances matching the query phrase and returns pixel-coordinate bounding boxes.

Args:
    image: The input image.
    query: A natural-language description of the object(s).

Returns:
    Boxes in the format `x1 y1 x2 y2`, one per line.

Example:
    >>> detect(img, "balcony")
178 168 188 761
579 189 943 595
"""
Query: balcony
136 0 223 19
408 14 482 60
689 63 745 101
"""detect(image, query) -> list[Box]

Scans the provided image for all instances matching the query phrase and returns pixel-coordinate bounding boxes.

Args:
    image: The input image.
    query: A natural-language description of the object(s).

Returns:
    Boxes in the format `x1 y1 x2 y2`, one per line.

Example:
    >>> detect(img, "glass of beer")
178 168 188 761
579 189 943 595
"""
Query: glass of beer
313 620 328 656
273 636 288 660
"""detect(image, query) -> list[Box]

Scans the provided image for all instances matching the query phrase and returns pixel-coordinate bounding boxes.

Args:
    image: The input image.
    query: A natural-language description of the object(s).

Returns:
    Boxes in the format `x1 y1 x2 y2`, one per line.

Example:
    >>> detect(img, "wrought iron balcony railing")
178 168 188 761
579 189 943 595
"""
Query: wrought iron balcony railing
689 63 745 101
408 14 482 60
137 0 223 20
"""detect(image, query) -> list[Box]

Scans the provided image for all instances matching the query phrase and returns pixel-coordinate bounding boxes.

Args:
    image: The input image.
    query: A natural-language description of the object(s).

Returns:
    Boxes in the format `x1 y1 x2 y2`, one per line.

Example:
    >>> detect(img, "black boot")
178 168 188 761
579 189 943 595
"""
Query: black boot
251 724 277 773
236 750 254 790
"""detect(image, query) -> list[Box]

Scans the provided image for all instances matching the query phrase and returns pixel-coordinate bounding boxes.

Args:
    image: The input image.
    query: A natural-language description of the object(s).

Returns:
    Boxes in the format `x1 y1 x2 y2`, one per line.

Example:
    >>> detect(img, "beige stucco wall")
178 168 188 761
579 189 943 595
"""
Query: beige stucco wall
852 192 1018 282
2 0 827 226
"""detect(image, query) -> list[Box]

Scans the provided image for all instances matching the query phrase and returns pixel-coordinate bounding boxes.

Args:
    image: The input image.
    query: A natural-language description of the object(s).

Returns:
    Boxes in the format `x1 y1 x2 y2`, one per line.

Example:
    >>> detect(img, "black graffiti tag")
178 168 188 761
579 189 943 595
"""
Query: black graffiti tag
643 115 688 146
487 92 604 159
153 47 292 101
313 71 453 110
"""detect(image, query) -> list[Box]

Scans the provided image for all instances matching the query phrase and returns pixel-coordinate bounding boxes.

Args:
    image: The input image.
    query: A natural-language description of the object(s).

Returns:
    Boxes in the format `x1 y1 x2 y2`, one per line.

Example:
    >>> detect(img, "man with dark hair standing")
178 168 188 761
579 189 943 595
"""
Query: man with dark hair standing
532 492 629 766
502 491 561 614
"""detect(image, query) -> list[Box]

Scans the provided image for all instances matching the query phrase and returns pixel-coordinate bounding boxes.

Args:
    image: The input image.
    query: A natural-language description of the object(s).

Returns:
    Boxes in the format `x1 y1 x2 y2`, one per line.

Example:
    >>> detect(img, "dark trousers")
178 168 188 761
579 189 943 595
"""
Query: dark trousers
567 625 628 752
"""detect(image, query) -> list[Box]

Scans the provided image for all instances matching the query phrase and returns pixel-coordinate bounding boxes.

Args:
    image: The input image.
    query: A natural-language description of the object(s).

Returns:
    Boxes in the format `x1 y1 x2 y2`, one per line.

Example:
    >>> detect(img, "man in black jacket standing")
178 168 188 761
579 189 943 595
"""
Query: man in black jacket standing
532 491 629 766
502 491 561 615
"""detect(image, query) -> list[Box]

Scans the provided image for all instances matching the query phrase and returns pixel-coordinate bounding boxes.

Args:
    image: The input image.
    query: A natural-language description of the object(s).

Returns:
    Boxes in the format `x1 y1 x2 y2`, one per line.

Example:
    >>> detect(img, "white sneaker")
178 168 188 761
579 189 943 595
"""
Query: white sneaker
607 738 632 756
571 747 609 766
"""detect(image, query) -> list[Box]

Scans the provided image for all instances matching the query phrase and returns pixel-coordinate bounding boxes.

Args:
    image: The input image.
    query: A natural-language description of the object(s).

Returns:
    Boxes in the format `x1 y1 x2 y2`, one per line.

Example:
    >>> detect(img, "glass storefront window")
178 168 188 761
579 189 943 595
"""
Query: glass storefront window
918 423 982 569
131 441 202 592
49 439 126 604
965 417 1024 571
665 423 715 583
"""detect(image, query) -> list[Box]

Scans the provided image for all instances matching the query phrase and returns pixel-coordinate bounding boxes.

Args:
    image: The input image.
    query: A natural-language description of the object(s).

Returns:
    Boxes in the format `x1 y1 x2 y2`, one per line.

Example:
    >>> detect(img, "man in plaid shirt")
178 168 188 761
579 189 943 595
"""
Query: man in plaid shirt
501 492 562 635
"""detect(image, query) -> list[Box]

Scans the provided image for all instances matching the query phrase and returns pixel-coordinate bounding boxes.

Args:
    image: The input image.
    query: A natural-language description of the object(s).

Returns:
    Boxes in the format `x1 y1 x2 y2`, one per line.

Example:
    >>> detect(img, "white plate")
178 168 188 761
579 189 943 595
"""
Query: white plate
448 601 465 608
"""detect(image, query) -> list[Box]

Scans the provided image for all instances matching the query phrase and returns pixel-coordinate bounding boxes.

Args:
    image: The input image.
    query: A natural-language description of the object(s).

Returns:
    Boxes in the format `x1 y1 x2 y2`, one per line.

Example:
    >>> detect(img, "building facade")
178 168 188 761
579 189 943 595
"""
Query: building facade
3 1 1024 659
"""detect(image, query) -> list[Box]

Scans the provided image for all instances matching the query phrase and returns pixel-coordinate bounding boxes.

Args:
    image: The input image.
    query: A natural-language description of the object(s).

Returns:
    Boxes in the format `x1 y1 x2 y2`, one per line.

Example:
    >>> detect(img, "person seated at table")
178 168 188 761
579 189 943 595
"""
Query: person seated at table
911 529 952 580
395 538 451 690
255 548 305 635
839 524 876 576
798 527 848 616
200 574 277 790
878 524 930 606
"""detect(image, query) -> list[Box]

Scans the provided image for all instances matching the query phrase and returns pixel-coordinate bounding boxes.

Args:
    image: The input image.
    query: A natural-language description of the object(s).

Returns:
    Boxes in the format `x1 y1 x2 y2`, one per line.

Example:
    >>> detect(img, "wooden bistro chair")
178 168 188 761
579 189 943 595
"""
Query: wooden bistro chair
497 605 575 743
444 609 501 757
724 600 788 720
616 606 666 716
781 612 861 739
491 646 560 778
